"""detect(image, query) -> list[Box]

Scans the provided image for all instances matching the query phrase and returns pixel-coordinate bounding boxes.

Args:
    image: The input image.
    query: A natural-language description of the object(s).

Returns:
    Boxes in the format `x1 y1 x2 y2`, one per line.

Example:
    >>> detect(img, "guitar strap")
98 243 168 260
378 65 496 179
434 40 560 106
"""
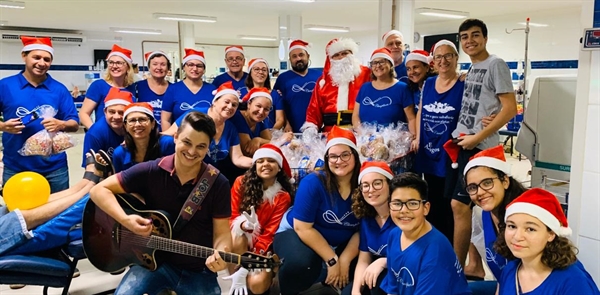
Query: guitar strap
172 163 220 234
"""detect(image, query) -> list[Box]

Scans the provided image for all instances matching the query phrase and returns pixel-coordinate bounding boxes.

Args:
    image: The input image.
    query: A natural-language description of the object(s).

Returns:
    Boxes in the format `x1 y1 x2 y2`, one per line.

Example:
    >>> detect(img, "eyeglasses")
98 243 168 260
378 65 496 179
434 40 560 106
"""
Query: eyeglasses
326 151 352 163
107 60 127 67
465 177 499 195
361 179 385 192
125 117 150 126
370 60 388 68
185 62 205 69
389 200 427 211
226 57 244 63
252 68 268 73
433 53 457 62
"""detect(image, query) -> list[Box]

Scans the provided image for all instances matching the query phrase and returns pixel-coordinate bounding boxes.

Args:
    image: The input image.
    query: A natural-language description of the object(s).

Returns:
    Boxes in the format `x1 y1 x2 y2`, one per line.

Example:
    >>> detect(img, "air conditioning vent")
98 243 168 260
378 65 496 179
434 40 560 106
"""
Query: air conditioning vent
1 32 86 45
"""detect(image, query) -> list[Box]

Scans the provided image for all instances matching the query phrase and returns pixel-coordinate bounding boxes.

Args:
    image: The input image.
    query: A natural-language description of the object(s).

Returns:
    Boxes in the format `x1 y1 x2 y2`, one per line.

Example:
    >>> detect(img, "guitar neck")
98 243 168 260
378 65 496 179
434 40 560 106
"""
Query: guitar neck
146 235 241 264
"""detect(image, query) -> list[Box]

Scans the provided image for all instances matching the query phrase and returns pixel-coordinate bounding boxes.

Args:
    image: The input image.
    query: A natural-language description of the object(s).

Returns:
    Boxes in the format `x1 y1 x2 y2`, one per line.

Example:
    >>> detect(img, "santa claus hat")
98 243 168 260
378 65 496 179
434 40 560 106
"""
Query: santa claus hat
433 39 458 54
464 145 511 176
382 30 404 42
182 48 206 65
253 144 292 180
505 188 572 237
211 81 240 103
124 102 154 119
405 49 432 65
248 58 269 71
442 134 465 169
21 36 54 56
289 39 310 53
326 126 358 152
225 45 245 56
370 48 394 66
358 161 393 184
107 44 133 64
242 87 272 103
326 38 359 58
145 50 169 63
104 88 133 109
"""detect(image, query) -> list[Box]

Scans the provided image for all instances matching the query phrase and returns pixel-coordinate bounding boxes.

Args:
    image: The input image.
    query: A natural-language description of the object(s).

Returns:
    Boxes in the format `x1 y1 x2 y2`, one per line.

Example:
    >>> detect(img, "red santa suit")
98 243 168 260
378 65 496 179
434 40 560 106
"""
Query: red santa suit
303 38 371 132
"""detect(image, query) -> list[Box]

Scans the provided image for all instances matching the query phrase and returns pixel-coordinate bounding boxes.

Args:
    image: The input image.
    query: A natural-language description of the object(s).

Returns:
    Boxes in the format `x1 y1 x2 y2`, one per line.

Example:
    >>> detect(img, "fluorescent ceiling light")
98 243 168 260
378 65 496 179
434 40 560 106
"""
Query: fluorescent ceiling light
288 0 315 2
280 26 287 30
0 1 25 9
519 22 548 27
416 8 469 19
110 27 162 35
153 13 217 23
238 35 277 41
0 21 7 26
305 24 350 33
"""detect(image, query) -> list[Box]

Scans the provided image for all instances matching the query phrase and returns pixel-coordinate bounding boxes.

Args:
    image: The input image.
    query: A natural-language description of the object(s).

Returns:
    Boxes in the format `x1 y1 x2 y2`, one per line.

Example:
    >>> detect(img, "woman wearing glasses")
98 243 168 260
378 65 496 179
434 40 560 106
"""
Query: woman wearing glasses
344 161 395 295
79 44 135 130
351 48 415 136
274 126 361 295
239 58 285 130
112 103 175 172
130 51 171 131
161 48 216 131
381 172 471 295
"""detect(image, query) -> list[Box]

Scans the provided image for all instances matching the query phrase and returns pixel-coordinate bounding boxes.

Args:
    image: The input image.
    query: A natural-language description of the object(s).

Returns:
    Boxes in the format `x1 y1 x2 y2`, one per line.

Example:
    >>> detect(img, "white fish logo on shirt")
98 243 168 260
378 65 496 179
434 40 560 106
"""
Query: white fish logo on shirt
16 104 53 118
291 81 316 93
322 210 358 227
422 102 455 114
180 100 210 111
391 267 415 287
368 244 388 256
362 96 392 108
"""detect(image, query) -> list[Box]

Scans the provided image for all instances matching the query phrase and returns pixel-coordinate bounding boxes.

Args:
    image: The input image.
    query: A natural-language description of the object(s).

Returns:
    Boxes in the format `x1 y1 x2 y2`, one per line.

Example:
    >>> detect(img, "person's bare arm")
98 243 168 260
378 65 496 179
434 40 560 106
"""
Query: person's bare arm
161 111 173 131
412 99 423 152
230 144 252 168
351 251 373 295
352 103 361 128
273 110 286 130
404 105 416 136
79 98 98 129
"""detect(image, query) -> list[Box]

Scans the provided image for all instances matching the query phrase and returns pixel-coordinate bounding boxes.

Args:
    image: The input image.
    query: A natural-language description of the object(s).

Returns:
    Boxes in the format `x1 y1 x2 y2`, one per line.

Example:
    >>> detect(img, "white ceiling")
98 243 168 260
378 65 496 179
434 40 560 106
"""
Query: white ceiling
0 0 583 41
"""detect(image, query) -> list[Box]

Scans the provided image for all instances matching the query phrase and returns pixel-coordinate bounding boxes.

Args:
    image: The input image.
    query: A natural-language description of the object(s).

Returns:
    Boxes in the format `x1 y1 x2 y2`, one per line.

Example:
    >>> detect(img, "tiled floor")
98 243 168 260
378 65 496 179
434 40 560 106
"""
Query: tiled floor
0 131 532 295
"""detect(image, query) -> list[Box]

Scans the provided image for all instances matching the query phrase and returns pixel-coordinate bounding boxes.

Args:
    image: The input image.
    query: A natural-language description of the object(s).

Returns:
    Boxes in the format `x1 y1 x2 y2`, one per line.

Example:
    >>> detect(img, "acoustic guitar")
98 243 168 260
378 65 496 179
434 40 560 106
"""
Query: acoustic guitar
82 194 280 273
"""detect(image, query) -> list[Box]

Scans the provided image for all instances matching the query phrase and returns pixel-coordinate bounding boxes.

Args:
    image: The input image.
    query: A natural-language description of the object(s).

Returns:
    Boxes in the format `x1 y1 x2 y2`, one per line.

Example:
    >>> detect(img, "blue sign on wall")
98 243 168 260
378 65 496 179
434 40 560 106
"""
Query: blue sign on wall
595 0 600 28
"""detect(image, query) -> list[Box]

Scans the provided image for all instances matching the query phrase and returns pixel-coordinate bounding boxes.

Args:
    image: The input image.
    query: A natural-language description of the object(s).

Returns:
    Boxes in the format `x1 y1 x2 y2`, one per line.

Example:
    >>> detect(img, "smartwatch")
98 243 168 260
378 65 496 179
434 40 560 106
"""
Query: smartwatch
327 255 338 267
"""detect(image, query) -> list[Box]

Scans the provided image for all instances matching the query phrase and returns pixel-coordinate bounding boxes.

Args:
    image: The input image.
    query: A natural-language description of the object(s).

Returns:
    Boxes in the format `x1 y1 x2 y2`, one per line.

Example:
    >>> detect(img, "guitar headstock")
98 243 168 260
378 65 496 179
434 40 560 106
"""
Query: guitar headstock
239 252 282 271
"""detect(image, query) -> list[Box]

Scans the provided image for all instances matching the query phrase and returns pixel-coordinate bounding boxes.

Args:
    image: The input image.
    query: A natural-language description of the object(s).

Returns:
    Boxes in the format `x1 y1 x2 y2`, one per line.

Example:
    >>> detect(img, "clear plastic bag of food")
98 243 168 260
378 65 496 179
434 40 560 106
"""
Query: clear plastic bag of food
18 129 53 156
51 132 77 153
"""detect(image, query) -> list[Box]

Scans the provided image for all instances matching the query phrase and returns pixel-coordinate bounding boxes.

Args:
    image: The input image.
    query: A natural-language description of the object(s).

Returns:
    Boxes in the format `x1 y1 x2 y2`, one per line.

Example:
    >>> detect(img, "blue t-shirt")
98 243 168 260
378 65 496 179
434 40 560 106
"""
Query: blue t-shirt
239 87 283 129
273 69 322 133
230 110 267 139
174 107 210 126
112 135 175 172
81 118 124 167
86 79 134 123
162 81 215 123
212 72 248 92
395 62 408 83
356 81 413 126
131 80 169 131
414 77 464 177
381 227 471 295
285 172 360 247
498 260 599 295
410 88 421 113
359 216 395 257
0 72 79 173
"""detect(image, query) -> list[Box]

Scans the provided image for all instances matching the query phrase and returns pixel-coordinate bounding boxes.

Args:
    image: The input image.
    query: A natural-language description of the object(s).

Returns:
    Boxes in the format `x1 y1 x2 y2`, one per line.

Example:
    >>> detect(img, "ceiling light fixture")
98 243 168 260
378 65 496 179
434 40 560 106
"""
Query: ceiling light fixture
518 22 548 27
153 13 217 23
288 0 315 2
0 0 25 9
280 26 287 30
304 24 350 33
238 35 277 41
0 21 7 26
416 8 469 19
110 27 162 35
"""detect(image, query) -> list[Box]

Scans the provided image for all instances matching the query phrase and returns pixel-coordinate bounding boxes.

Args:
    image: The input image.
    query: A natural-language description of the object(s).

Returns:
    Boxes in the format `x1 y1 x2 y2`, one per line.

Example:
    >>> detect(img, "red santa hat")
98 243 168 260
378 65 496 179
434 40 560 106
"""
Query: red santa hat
242 87 272 103
211 81 240 103
326 126 358 152
433 39 458 54
225 45 245 56
289 39 310 53
405 49 432 65
252 144 292 180
370 48 394 66
124 102 154 119
104 88 133 109
21 36 54 56
326 38 359 58
358 161 393 184
145 50 169 63
382 30 404 42
248 58 269 71
505 188 572 237
442 134 465 169
182 48 206 65
107 44 133 64
464 145 511 176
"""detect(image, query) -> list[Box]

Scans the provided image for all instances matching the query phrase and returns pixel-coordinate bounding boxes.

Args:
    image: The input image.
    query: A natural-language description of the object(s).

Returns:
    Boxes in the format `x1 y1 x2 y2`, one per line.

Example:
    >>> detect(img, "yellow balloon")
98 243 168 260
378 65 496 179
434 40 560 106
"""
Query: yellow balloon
3 171 50 212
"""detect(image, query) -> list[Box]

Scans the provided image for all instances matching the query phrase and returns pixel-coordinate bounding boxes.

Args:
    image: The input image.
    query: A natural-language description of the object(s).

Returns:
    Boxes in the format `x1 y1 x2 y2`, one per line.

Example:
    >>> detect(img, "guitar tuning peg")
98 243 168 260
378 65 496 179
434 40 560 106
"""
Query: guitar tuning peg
259 249 265 255
266 268 272 273
266 251 272 256
252 247 257 253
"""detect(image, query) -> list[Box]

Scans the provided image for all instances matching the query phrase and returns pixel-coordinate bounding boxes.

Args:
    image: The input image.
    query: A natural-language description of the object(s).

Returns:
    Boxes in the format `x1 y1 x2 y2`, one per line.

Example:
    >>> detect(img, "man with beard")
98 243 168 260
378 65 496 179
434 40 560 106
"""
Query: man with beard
383 30 408 82
212 46 249 92
301 38 371 132
273 40 322 133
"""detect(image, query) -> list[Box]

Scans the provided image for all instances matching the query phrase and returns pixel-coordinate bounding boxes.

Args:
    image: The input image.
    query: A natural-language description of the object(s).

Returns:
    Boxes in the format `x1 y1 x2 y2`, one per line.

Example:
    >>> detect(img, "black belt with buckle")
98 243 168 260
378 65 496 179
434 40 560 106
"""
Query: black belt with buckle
323 112 352 127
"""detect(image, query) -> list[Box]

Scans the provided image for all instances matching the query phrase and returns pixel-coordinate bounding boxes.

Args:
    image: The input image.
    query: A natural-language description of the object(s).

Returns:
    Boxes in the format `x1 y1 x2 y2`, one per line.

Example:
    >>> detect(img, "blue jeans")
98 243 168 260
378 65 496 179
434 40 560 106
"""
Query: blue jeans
0 206 32 255
3 166 69 194
115 264 221 295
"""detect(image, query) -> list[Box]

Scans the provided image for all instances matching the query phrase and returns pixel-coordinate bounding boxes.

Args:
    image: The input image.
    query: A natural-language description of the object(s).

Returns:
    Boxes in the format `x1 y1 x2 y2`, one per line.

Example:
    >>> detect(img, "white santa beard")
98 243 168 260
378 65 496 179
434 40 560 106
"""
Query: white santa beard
328 56 362 111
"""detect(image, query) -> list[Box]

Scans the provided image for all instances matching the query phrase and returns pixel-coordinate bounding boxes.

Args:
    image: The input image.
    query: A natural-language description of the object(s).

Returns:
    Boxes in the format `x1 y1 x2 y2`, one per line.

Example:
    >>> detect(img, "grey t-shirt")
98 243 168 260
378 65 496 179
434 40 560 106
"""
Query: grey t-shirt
452 54 513 149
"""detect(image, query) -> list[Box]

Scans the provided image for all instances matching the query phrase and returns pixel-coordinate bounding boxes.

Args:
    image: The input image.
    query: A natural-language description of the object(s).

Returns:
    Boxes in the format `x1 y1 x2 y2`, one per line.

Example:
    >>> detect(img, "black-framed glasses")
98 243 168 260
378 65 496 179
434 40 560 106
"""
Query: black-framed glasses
361 179 385 192
433 53 457 62
185 62 205 69
370 60 388 68
389 200 427 211
326 151 352 163
125 117 150 126
465 177 499 195
107 60 126 67
226 57 244 63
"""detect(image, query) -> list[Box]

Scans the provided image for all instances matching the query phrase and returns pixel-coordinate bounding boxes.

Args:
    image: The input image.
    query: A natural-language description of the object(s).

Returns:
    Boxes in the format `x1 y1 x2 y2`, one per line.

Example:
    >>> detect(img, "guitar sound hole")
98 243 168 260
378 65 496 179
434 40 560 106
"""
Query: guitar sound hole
152 219 161 227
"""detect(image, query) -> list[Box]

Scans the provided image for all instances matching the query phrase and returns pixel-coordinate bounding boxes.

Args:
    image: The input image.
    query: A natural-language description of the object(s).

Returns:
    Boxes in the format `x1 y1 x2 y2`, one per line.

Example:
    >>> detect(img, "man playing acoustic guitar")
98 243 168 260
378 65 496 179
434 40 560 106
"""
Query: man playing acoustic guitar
89 111 233 295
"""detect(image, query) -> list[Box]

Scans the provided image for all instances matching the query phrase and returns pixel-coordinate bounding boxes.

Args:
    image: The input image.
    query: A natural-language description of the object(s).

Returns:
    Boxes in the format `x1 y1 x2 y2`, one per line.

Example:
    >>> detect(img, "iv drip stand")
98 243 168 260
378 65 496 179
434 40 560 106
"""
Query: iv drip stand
506 18 531 114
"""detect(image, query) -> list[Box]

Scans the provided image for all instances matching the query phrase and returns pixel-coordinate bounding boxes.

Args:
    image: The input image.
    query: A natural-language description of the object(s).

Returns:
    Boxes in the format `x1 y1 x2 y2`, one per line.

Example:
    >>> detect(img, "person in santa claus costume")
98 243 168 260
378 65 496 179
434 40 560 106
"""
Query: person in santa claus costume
301 38 371 132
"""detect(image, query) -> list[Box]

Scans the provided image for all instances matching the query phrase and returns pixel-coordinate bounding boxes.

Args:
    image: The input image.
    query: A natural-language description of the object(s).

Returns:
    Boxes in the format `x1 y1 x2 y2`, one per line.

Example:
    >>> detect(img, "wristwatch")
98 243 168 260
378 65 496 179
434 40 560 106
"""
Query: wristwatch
327 255 338 267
